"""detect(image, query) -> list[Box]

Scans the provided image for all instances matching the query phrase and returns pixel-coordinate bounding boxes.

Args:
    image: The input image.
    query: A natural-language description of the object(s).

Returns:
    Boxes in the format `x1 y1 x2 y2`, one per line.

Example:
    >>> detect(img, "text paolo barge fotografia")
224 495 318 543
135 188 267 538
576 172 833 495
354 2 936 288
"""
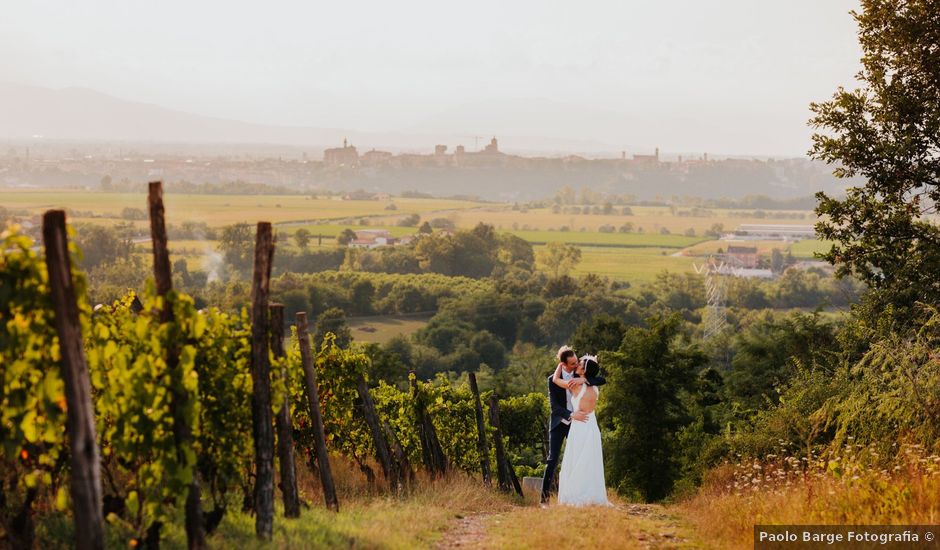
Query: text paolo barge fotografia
758 529 930 545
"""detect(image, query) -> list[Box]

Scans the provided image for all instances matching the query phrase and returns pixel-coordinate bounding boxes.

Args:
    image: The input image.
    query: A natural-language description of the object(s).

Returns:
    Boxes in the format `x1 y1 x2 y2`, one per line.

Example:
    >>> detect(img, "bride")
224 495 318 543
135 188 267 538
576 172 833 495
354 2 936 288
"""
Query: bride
552 355 610 506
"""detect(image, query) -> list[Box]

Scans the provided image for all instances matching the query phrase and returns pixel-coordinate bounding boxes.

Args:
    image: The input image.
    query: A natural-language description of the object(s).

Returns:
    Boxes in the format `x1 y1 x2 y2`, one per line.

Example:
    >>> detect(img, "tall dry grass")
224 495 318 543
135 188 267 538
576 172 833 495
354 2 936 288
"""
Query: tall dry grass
677 443 940 549
39 455 515 549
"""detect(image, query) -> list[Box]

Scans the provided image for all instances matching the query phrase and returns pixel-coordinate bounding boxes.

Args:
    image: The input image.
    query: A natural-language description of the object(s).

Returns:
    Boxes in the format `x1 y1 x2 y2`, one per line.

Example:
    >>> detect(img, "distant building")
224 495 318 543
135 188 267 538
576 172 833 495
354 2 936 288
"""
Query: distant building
324 138 359 167
633 147 660 163
731 224 816 241
361 148 393 165
342 190 381 200
482 137 501 155
349 229 395 249
725 245 759 268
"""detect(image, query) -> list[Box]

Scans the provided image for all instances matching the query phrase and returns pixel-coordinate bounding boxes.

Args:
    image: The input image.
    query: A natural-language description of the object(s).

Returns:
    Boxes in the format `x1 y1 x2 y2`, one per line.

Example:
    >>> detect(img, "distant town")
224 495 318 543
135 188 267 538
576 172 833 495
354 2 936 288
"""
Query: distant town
0 137 847 202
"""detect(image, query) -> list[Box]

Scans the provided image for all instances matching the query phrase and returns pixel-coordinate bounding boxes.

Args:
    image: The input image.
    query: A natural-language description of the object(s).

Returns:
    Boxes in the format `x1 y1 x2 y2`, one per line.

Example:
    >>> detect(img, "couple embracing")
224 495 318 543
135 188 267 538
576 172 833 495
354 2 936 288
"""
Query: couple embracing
540 345 611 507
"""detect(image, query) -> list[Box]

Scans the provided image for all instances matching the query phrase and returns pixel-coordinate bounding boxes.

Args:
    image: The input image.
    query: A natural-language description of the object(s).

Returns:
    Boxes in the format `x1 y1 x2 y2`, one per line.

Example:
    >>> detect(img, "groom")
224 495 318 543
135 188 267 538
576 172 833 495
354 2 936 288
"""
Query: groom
540 345 605 505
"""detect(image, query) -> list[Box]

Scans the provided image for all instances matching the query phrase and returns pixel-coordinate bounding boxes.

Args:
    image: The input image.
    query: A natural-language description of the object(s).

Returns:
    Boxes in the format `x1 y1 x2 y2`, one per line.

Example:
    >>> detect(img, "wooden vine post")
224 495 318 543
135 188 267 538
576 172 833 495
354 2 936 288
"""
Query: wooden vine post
409 373 447 476
356 375 400 491
468 373 492 485
250 222 276 539
270 304 300 518
295 312 339 511
42 210 106 550
147 181 205 549
487 394 523 496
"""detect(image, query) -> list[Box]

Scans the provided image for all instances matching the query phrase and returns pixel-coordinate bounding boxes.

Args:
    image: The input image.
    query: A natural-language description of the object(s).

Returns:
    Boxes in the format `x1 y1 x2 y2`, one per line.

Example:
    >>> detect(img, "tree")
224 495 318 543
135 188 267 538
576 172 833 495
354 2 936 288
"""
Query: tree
121 207 147 220
726 311 836 411
294 228 312 250
600 314 708 501
809 0 940 320
313 307 352 348
536 242 582 278
74 223 136 270
770 248 785 274
218 223 254 274
429 218 456 231
418 221 433 234
571 315 627 355
398 213 420 227
337 228 358 246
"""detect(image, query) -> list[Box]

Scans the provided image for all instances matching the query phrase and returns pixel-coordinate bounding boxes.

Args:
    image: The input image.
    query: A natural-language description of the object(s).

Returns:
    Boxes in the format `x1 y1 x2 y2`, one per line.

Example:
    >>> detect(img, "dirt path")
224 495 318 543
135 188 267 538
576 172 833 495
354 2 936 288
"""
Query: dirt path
435 502 696 549
434 513 495 549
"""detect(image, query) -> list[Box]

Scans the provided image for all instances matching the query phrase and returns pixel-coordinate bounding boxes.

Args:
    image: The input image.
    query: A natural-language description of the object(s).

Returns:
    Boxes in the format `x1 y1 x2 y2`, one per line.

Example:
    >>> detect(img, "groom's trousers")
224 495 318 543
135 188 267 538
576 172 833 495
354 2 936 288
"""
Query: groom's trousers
540 422 570 503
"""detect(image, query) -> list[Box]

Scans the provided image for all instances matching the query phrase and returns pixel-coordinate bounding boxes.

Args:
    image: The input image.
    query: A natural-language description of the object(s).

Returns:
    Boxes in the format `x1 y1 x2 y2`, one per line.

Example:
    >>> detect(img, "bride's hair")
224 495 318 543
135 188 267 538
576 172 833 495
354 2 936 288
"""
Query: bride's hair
580 355 600 379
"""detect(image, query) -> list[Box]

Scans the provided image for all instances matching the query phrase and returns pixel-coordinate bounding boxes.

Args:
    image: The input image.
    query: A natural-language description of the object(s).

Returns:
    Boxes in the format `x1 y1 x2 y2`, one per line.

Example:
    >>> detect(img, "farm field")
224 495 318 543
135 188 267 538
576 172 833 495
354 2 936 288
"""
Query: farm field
346 314 433 344
546 245 698 284
424 205 816 235
789 238 834 258
509 229 703 248
279 223 415 239
5 188 833 284
679 238 833 259
0 188 483 227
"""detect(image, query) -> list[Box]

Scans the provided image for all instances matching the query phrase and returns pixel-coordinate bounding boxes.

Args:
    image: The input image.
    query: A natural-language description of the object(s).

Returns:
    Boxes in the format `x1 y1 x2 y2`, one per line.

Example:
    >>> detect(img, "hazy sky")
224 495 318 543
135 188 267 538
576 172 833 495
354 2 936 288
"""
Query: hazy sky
1 0 863 155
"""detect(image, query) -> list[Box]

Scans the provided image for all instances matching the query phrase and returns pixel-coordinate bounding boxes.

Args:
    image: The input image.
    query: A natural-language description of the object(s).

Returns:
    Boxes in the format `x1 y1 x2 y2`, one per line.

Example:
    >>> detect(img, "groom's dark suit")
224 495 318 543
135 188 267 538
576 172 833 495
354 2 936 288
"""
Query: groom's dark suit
540 367 605 503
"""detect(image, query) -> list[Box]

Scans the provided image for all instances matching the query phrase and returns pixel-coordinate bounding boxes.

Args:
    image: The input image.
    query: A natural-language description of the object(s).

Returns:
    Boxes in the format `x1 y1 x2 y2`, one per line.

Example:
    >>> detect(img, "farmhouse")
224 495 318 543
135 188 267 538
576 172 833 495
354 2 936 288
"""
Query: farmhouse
349 229 396 249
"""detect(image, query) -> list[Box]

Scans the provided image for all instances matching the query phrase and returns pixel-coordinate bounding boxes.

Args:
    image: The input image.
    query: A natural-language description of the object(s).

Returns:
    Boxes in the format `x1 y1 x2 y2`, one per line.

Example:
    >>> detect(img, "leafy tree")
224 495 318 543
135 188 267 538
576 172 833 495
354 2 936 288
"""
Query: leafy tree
398 213 420 227
600 314 708 501
337 228 358 246
415 316 475 354
497 233 535 270
121 207 147 220
726 310 837 411
349 279 375 315
313 307 352 348
536 242 582 278
429 218 456 231
293 228 312 249
217 222 254 274
571 315 627 354
418 221 433 234
74 223 137 270
810 0 940 320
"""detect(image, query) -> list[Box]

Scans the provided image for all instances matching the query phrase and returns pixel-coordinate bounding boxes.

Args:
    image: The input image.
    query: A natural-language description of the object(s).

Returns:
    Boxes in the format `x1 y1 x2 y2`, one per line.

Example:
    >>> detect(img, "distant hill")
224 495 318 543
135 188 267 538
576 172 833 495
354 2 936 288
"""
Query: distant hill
0 83 617 154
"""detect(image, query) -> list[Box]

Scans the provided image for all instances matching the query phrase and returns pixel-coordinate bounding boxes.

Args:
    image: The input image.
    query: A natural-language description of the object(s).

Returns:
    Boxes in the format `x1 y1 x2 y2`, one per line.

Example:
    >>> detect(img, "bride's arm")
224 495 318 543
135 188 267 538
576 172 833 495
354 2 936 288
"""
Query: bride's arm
551 363 567 389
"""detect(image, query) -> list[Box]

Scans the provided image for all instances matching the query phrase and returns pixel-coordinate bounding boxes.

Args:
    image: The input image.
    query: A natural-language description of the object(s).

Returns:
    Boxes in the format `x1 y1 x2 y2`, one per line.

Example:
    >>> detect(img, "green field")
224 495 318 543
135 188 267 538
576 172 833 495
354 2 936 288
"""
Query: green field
6 188 832 284
432 205 816 235
508 229 704 248
535 245 697 284
347 314 432 344
280 224 416 239
790 238 835 258
0 188 483 227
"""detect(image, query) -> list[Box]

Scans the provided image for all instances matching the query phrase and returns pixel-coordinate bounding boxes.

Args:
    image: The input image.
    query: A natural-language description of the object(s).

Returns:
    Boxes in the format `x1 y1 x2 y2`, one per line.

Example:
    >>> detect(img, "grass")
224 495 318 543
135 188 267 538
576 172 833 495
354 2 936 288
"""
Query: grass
482 496 700 549
538 245 697 284
348 314 433 344
509 230 704 248
437 206 816 235
676 445 940 549
789 238 835 259
1 188 482 227
278 224 417 239
38 458 515 549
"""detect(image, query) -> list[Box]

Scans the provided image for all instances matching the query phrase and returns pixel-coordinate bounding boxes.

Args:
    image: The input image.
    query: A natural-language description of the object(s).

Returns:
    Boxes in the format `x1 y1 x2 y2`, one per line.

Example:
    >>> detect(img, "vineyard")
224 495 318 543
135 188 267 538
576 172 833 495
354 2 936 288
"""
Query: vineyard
0 183 545 549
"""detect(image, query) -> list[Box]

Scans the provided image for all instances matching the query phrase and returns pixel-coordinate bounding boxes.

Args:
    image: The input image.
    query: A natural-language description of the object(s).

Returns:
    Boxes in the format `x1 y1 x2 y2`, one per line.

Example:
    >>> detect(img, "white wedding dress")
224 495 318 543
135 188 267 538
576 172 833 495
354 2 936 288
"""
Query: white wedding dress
557 384 610 506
